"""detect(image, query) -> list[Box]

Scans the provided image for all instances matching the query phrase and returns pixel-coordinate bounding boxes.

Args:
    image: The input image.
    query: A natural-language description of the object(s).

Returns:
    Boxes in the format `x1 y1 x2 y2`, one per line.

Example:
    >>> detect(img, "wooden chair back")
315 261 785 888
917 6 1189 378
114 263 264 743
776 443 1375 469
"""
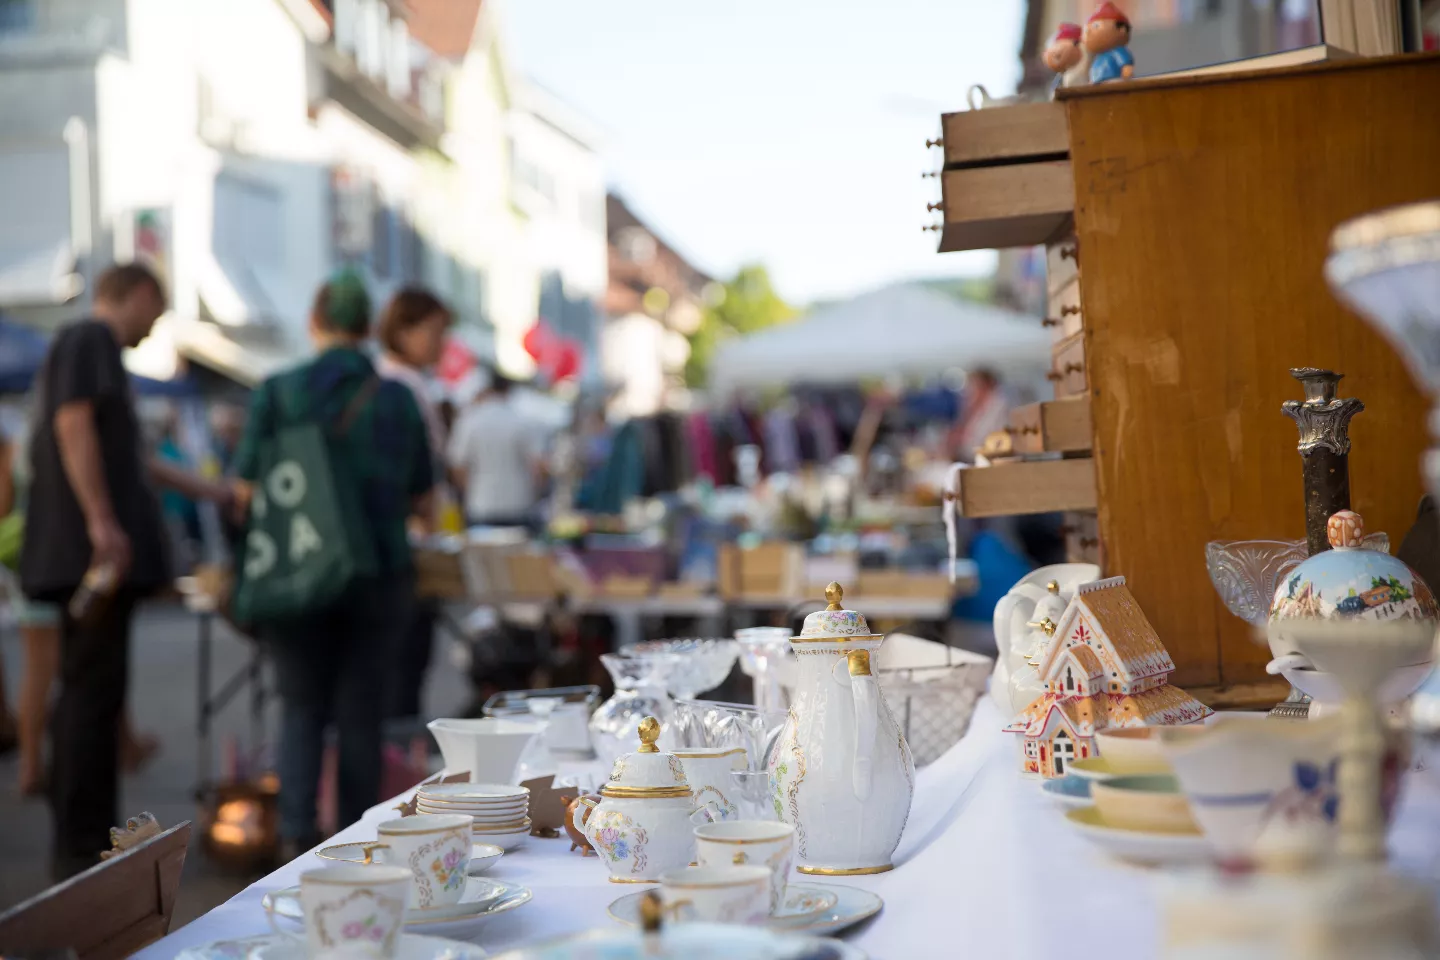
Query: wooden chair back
0 821 191 959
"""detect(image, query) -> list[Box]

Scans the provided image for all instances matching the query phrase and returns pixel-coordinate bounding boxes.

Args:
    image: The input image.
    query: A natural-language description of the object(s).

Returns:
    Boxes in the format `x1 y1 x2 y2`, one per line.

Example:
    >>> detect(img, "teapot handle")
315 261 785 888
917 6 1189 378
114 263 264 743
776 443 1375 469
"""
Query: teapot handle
689 801 723 827
848 650 878 802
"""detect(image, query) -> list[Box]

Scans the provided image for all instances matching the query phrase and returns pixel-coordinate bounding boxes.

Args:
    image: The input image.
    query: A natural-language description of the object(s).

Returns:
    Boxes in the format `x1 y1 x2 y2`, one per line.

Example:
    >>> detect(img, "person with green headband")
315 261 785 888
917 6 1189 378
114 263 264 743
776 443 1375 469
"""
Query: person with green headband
231 268 436 856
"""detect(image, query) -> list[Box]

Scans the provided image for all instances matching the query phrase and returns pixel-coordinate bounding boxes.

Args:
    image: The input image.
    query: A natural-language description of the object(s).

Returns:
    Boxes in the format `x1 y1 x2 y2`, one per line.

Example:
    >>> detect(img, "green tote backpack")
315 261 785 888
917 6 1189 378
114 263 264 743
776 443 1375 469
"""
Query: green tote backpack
231 378 381 625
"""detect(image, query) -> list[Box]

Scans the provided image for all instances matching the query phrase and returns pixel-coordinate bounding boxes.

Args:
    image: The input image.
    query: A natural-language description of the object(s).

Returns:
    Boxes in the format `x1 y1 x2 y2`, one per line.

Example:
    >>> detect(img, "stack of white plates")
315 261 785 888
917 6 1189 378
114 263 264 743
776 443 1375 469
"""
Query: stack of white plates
417 783 531 850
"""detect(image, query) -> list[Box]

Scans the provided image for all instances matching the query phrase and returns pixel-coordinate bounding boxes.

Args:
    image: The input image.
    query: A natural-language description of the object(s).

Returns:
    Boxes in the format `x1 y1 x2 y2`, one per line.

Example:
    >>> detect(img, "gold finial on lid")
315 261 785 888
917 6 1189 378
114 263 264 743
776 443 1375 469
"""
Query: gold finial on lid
825 582 844 610
1027 617 1058 637
637 716 661 753
639 890 664 933
1046 580 1060 594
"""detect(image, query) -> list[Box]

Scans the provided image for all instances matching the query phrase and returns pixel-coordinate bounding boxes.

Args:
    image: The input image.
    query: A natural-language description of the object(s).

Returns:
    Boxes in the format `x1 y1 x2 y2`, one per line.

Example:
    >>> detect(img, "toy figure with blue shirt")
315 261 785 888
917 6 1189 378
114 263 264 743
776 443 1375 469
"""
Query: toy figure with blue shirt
1085 2 1134 84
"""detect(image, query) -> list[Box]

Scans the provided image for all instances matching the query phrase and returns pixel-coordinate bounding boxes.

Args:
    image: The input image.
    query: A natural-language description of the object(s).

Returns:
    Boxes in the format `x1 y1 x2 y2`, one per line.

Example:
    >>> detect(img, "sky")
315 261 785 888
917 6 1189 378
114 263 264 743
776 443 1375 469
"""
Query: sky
501 0 1024 306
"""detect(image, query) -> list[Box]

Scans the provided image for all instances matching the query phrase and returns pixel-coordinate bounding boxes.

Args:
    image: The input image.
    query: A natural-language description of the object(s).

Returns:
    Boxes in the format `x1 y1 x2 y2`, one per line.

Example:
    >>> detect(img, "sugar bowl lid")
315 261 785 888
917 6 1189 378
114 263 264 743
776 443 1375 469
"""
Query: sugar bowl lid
600 717 693 799
795 582 882 641
1270 510 1440 624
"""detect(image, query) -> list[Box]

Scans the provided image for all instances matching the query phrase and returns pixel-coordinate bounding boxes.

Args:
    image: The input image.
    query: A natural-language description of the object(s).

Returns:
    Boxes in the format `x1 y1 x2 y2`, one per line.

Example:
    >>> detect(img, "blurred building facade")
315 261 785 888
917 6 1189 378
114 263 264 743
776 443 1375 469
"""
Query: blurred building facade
0 0 606 389
603 194 712 417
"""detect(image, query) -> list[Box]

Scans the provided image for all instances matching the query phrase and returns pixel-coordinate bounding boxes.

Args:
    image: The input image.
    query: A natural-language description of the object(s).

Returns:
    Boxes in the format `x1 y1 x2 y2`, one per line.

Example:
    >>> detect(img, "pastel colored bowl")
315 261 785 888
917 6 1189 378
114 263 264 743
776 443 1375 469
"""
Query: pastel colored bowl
1156 715 1341 860
1066 757 1122 781
1041 775 1092 810
1094 727 1178 775
1090 774 1200 835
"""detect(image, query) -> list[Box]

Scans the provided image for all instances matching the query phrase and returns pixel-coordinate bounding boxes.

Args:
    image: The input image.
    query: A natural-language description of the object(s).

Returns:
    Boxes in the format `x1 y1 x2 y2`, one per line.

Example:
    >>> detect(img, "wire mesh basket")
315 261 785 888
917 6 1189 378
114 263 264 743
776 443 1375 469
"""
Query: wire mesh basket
878 653 991 768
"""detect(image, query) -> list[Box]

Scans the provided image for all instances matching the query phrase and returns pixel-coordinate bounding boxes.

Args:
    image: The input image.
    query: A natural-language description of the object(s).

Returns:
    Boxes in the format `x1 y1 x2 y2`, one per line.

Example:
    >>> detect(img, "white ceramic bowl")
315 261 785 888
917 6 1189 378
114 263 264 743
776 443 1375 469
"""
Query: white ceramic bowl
426 719 543 784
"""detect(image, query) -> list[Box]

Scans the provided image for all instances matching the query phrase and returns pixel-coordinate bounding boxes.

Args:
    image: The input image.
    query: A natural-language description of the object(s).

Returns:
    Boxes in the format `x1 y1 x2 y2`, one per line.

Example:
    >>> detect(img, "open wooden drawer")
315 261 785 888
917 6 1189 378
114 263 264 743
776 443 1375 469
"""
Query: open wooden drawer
953 457 1097 518
934 101 1073 252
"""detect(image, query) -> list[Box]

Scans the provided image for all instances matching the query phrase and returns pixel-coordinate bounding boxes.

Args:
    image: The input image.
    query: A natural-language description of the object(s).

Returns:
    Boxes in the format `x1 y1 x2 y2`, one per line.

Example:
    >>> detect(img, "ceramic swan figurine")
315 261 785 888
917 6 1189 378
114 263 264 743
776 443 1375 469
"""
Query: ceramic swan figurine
989 565 1100 715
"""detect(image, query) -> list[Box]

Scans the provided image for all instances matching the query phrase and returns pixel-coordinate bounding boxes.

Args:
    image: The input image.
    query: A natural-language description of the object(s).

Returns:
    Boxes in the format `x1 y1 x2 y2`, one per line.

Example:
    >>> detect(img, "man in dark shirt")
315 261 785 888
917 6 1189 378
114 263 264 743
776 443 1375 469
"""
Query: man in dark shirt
22 263 234 877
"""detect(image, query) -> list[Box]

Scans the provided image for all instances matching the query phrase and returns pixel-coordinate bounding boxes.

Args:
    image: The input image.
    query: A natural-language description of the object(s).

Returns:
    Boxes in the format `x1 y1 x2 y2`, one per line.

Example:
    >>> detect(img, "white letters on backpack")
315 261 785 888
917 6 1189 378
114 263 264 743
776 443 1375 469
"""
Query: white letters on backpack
244 530 277 578
268 460 307 509
247 460 325 574
290 512 323 563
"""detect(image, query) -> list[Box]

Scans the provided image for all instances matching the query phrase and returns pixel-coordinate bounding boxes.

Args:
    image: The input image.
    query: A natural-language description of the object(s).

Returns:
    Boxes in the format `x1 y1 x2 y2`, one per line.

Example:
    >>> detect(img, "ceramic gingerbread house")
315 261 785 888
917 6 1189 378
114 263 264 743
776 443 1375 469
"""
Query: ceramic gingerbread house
1004 576 1211 777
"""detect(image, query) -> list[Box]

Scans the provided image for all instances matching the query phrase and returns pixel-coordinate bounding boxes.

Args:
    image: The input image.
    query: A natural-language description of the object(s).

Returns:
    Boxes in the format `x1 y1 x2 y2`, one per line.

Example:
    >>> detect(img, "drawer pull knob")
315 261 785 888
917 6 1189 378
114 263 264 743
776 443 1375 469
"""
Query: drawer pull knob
927 202 945 212
1042 317 1060 327
1060 246 1078 262
1046 371 1063 382
1079 537 1100 548
925 138 944 149
922 224 941 232
1063 362 1084 374
1060 305 1081 316
921 171 937 179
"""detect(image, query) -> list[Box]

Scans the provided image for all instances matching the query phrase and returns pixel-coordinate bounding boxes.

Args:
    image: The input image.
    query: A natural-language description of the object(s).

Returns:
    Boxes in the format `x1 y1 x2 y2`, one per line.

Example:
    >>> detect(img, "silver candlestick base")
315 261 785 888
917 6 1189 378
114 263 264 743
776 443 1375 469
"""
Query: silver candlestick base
1269 687 1312 719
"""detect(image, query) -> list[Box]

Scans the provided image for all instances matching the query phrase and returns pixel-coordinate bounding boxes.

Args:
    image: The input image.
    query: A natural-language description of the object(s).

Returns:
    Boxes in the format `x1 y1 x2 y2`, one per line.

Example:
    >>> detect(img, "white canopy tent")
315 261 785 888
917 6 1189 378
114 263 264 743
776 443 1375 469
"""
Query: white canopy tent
707 282 1052 393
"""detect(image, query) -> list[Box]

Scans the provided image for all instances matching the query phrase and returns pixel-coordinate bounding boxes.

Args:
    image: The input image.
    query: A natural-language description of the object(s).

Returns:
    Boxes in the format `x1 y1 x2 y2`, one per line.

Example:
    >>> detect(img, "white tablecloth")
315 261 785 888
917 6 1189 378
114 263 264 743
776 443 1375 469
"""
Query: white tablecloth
136 699 1440 959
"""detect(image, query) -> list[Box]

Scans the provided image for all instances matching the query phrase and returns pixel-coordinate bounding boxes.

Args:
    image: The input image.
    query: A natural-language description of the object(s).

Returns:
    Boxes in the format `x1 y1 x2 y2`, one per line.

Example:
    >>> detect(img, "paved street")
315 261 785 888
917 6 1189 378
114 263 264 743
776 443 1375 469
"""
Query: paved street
0 601 469 931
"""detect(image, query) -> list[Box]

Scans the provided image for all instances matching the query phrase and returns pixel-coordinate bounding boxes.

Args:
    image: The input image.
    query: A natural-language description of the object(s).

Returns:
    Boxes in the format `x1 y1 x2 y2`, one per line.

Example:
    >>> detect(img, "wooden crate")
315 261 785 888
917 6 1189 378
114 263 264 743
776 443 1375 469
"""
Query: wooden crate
1009 398 1092 454
954 458 1097 518
718 543 806 600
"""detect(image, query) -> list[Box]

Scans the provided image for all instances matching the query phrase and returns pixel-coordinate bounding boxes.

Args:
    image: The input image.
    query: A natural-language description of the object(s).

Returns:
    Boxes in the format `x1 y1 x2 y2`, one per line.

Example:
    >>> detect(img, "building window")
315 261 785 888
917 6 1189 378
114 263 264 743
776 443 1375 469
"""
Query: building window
0 0 32 33
1065 666 1074 692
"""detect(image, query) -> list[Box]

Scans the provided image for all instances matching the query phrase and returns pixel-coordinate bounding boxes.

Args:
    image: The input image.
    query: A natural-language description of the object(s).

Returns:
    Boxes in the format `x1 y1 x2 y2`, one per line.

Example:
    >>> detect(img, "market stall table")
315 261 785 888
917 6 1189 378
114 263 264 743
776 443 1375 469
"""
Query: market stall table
133 699 1440 959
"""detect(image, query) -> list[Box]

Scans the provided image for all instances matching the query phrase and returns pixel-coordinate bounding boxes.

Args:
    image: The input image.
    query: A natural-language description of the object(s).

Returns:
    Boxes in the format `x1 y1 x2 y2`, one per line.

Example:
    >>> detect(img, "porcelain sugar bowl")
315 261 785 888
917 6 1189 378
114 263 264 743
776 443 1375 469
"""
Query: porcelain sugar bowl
1268 510 1439 718
579 717 720 883
770 582 914 876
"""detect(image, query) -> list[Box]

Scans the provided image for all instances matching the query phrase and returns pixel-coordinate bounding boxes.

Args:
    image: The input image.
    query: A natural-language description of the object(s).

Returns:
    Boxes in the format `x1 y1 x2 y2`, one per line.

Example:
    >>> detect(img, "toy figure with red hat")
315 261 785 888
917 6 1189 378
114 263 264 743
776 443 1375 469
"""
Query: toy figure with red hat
1085 1 1134 83
1042 22 1085 92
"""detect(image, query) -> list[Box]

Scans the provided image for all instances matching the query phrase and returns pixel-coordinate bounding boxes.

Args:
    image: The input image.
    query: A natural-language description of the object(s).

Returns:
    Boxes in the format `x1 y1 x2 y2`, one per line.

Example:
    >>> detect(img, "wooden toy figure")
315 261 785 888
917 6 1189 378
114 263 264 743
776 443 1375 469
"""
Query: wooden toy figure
1043 23 1085 93
1085 2 1134 84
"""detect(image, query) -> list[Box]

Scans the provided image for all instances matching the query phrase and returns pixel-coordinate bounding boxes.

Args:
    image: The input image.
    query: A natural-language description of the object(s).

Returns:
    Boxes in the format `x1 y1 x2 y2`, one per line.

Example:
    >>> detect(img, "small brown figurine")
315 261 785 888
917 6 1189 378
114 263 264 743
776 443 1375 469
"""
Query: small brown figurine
1084 2 1134 84
562 792 601 856
1042 23 1085 93
103 811 162 860
523 774 571 838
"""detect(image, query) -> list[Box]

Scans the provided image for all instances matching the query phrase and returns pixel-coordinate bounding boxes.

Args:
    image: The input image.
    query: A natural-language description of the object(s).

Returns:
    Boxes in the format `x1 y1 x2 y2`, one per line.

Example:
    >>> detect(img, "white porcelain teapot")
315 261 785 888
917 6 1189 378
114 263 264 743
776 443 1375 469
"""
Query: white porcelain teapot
769 583 913 876
579 717 721 883
990 564 1098 716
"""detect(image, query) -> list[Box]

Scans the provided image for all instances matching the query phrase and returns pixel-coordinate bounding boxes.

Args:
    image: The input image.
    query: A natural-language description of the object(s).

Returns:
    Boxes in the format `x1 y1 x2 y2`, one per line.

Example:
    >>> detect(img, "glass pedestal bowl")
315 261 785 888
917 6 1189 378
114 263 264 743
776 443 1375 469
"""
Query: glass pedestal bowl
589 650 681 765
630 638 740 700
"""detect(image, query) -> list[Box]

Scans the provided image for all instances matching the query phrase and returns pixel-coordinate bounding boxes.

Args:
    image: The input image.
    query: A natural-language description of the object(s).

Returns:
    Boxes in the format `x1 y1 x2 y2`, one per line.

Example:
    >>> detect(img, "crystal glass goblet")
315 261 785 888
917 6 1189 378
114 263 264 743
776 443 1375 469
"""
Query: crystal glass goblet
589 650 680 765
735 626 795 717
630 638 739 700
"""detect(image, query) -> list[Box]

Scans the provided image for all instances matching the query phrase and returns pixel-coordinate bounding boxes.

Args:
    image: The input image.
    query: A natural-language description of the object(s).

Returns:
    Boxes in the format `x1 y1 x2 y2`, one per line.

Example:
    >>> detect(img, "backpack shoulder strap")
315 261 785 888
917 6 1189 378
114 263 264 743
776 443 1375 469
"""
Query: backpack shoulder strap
335 376 383 437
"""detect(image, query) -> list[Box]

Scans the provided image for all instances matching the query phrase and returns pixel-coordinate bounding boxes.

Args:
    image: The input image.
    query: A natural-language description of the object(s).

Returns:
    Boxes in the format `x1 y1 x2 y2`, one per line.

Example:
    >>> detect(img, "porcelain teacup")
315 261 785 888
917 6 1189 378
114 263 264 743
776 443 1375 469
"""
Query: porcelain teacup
362 814 472 907
658 865 771 924
694 820 795 915
1156 715 1341 861
269 865 410 958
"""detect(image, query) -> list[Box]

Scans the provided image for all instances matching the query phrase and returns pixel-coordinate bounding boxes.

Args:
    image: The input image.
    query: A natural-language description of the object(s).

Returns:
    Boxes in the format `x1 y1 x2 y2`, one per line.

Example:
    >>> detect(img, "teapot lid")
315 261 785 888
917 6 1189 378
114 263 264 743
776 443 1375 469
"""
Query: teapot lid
600 717 693 799
795 583 882 641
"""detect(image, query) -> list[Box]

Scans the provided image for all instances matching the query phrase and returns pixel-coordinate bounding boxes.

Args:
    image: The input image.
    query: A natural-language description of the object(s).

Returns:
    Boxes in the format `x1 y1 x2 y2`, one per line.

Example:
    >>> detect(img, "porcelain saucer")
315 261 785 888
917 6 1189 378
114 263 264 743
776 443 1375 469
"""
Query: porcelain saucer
609 883 880 936
472 823 529 851
487 923 865 960
316 841 504 875
1064 806 1209 867
178 932 486 959
265 876 531 938
1040 776 1092 810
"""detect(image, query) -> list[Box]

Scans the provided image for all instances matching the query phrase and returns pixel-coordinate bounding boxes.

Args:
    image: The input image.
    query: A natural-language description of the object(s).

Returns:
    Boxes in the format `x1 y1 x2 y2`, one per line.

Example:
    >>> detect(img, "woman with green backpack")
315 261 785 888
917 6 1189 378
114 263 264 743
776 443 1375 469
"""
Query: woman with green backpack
231 270 435 855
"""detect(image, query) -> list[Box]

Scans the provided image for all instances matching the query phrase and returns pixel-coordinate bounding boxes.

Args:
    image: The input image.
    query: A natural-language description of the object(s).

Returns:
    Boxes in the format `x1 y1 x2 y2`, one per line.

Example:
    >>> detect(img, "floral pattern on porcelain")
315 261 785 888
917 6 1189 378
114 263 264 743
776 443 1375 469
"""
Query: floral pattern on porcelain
798 608 873 638
1266 759 1340 825
311 888 404 953
590 808 649 876
430 847 466 894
